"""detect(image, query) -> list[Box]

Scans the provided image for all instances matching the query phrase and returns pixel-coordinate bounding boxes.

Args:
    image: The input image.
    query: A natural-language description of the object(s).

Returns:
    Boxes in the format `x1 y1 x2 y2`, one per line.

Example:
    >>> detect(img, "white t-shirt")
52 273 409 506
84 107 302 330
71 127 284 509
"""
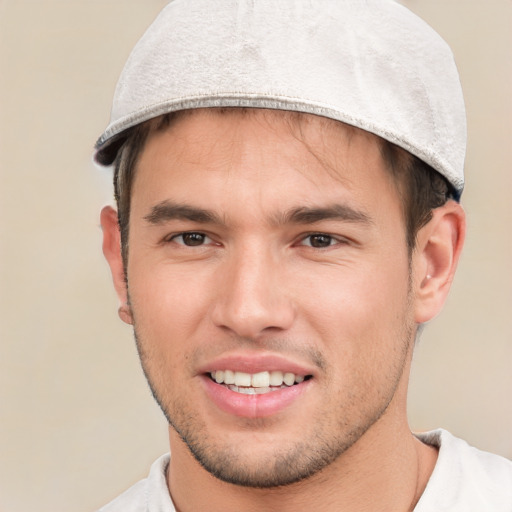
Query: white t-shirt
98 430 512 511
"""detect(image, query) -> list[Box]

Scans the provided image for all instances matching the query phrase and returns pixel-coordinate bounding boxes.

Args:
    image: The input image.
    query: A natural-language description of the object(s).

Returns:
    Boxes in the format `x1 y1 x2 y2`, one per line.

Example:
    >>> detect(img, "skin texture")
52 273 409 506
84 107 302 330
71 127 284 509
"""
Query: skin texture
102 109 465 511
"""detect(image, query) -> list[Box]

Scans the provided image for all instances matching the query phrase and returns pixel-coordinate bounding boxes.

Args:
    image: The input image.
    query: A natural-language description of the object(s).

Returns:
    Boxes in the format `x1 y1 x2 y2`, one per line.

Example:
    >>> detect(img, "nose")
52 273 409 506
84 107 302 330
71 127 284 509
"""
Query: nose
211 244 296 339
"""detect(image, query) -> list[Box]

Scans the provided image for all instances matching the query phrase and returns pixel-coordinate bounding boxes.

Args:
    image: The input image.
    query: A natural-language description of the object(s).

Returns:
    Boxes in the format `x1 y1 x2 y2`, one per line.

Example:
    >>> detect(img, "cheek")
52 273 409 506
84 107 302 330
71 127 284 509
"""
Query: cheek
301 255 409 318
296 264 413 420
128 262 215 347
127 265 216 397
295 255 411 363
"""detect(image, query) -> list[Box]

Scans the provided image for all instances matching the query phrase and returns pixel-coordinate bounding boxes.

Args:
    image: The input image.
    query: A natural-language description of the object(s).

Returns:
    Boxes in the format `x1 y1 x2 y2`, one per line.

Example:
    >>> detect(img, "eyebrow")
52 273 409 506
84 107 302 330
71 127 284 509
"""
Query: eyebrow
144 200 372 227
277 204 373 226
144 201 225 225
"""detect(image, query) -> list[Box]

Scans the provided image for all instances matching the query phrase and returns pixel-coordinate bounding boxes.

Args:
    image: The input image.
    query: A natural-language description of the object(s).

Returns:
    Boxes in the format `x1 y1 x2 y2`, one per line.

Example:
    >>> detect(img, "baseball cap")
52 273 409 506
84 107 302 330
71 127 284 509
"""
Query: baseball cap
95 0 466 196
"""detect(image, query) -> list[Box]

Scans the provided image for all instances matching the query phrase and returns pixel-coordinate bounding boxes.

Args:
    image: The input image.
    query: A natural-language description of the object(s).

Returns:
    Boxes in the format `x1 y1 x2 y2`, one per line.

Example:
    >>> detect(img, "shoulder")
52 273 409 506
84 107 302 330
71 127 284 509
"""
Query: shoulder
415 429 512 512
98 478 148 512
97 453 174 512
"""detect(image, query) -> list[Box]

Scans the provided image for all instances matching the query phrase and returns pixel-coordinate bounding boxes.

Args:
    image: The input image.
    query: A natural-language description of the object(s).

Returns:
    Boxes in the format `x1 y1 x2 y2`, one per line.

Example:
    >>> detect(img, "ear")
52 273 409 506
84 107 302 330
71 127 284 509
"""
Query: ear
100 205 133 325
412 200 466 324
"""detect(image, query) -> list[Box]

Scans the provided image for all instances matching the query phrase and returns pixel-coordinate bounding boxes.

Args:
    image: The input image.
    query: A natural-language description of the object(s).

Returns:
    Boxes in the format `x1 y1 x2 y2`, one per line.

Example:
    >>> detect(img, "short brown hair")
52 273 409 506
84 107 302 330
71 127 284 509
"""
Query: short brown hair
112 110 454 268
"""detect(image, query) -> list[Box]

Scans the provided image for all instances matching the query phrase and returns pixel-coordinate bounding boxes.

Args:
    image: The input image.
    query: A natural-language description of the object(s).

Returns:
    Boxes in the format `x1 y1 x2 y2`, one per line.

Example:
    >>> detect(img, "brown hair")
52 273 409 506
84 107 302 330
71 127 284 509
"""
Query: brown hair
112 110 454 268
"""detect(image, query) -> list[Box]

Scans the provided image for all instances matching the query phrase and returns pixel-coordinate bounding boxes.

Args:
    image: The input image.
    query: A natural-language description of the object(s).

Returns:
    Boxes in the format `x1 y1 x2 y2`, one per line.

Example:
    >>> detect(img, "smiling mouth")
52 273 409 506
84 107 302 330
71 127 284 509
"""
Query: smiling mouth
209 370 312 395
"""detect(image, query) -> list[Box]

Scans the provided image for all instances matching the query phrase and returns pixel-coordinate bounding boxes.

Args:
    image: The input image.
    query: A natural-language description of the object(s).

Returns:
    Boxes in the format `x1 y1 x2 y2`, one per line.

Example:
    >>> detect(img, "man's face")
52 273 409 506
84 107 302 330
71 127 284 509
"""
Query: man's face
124 109 416 486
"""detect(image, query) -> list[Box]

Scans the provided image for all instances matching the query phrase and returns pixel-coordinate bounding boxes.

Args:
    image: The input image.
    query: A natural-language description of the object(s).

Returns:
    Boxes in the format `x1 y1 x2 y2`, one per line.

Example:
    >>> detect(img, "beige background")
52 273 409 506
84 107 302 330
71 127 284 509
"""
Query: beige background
0 1 510 511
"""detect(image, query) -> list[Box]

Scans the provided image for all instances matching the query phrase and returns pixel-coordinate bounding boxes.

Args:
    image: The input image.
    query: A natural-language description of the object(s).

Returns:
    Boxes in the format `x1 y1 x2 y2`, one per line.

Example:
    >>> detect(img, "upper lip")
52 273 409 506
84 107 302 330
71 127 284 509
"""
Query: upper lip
197 352 317 377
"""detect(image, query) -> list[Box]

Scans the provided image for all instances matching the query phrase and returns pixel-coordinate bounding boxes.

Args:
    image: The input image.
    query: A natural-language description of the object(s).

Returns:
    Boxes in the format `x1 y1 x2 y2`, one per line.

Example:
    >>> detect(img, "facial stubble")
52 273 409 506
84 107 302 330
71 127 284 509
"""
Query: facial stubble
131 310 415 489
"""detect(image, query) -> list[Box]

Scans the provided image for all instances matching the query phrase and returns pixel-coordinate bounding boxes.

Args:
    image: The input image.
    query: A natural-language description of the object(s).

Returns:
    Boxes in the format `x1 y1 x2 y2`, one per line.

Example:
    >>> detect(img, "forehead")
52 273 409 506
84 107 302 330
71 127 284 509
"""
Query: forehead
134 108 393 189
129 108 404 226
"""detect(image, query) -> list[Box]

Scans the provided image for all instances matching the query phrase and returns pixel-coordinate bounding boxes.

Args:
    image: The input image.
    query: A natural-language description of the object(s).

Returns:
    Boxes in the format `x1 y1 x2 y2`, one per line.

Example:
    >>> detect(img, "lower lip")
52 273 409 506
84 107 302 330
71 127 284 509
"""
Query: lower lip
201 375 310 418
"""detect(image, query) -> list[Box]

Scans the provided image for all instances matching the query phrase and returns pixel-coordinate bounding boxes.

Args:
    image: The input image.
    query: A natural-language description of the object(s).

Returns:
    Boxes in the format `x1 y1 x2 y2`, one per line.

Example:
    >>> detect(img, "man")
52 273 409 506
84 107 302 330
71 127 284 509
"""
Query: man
95 1 512 510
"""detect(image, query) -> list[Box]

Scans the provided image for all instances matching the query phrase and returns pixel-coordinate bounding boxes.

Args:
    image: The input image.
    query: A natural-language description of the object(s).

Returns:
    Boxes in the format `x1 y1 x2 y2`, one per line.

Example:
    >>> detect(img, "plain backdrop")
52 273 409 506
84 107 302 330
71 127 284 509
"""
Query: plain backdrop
0 1 511 511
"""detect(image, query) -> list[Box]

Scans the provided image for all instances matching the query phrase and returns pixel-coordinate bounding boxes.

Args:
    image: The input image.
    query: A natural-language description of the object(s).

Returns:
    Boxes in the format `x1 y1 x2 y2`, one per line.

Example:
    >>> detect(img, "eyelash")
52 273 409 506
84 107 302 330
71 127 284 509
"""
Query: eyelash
167 232 214 247
298 233 347 249
165 231 348 249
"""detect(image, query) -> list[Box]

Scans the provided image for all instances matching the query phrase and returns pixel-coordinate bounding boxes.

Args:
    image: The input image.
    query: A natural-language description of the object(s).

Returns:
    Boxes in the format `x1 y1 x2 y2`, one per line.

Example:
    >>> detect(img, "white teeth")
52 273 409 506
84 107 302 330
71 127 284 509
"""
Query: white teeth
283 372 295 386
234 371 251 387
251 371 270 387
224 369 235 385
210 369 308 391
269 370 284 386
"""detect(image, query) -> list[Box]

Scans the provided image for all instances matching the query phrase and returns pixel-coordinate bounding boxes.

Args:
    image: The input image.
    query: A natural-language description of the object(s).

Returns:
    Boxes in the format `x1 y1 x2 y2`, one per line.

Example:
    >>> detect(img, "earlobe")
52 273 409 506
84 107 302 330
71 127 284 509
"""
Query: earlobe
413 201 466 324
118 303 134 325
100 206 133 325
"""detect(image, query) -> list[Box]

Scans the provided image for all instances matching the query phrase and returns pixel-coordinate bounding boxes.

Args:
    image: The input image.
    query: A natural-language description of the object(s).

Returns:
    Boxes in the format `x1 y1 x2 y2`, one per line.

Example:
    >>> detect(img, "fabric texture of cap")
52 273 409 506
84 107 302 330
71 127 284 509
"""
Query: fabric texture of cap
95 0 466 195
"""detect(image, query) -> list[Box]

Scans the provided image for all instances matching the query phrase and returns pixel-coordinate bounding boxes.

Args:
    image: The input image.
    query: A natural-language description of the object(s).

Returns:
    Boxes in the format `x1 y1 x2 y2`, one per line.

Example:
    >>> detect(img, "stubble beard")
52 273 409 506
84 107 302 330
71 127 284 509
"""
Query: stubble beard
131 316 415 489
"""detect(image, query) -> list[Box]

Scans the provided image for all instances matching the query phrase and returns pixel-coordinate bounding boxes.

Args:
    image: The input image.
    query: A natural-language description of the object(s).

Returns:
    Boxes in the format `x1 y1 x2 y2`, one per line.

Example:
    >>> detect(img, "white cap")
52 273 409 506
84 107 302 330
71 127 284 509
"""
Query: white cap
95 0 466 196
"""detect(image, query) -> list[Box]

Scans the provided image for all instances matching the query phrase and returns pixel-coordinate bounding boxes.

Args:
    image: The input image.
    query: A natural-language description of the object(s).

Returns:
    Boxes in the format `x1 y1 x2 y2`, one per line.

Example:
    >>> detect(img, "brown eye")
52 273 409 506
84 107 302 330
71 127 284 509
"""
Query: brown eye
306 234 335 248
173 232 209 246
